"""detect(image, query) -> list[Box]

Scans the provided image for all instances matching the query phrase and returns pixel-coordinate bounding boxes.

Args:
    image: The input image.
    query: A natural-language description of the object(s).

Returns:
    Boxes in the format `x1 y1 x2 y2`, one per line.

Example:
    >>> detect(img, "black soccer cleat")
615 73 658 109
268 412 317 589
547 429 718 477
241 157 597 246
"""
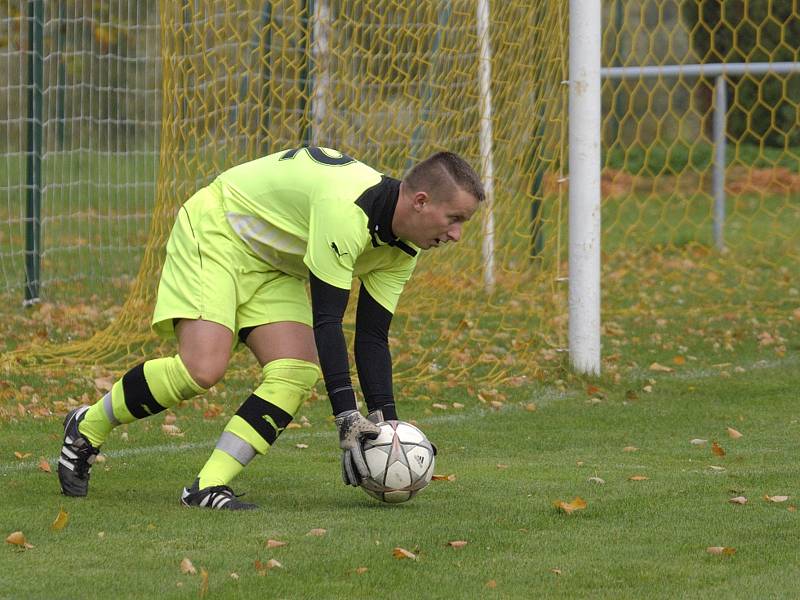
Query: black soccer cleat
58 406 101 497
180 478 258 511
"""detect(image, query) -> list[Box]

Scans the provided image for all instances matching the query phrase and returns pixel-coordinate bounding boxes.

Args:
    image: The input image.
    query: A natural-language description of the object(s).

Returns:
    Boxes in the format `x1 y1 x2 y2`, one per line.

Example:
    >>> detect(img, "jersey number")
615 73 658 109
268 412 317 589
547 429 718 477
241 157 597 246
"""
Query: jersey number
280 146 355 166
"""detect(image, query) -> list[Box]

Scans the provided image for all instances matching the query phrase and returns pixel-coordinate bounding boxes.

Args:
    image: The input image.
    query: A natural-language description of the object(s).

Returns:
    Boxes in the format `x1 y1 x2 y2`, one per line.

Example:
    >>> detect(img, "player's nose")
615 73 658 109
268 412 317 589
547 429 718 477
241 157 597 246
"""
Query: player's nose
447 224 462 242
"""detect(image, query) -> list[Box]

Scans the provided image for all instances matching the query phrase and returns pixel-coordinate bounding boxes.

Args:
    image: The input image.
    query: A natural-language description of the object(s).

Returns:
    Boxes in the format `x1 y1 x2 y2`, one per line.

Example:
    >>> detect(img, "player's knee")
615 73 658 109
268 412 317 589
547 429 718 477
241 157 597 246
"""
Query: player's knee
180 353 228 389
258 358 321 405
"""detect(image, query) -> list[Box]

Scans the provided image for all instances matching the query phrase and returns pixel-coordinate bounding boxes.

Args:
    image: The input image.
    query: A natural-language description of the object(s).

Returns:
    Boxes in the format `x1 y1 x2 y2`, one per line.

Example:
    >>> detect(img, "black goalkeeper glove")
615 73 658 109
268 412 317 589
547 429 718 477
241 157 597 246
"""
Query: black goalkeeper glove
334 410 381 486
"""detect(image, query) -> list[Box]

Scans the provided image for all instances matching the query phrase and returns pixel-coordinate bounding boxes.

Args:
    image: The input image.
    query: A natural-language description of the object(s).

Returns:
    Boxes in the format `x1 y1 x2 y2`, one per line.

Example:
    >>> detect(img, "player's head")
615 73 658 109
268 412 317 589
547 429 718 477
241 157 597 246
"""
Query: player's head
395 152 484 250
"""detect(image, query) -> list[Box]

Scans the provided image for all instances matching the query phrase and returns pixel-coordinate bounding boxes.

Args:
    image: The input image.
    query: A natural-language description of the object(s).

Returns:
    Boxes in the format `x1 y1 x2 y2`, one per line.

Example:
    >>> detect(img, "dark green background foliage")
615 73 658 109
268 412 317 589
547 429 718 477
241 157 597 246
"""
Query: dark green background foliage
682 1 800 147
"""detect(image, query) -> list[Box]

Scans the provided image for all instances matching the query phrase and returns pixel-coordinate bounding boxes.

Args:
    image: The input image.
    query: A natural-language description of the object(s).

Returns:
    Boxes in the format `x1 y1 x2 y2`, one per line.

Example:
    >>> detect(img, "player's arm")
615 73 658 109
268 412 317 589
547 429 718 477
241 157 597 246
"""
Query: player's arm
309 273 380 486
354 283 397 422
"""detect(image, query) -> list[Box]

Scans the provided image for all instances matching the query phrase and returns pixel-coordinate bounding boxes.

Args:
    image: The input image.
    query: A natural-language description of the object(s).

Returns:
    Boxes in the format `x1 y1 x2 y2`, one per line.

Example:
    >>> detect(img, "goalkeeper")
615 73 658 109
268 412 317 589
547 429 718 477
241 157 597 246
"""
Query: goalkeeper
57 147 484 510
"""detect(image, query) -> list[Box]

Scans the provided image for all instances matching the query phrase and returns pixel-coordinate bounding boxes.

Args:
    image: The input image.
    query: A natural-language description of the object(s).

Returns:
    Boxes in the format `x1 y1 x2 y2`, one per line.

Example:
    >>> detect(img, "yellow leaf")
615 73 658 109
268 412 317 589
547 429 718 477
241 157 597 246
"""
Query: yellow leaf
266 539 287 549
431 403 448 410
199 568 208 598
295 444 309 449
355 567 368 575
485 580 498 589
764 495 790 503
180 557 197 575
50 508 69 531
726 427 742 439
14 451 31 460
554 496 587 514
728 496 747 505
307 528 327 536
711 441 726 457
648 362 674 373
525 402 538 412
673 355 686 365
622 446 638 452
393 547 417 560
448 540 468 548
432 474 456 481
37 457 51 473
550 568 563 576
6 531 31 548
496 464 509 470
628 475 649 481
265 559 282 569
706 546 736 556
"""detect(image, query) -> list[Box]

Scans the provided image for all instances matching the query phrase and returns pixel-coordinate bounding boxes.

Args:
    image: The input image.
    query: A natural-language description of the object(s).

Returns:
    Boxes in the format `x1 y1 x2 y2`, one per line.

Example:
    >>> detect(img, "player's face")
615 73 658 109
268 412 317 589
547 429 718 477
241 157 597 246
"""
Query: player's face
411 188 479 250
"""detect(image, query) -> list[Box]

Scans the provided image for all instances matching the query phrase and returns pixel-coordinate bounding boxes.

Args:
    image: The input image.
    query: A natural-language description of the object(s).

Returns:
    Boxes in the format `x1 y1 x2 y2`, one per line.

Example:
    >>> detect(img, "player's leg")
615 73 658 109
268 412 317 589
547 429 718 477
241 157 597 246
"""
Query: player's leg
59 186 237 497
187 273 320 507
193 322 320 492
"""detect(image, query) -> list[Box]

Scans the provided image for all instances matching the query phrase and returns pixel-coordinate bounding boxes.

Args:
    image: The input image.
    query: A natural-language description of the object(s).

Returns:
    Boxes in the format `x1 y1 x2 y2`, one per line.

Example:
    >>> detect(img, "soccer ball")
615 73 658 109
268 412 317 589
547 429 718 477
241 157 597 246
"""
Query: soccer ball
360 420 435 504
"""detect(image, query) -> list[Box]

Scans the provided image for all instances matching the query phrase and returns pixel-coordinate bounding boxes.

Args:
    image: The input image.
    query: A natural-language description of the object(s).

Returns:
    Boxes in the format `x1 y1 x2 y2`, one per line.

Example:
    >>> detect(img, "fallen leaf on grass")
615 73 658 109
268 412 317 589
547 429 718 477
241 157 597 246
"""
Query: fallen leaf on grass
486 580 497 589
263 559 282 569
623 446 638 452
706 546 736 556
690 438 708 446
295 444 309 449
711 441 726 457
431 403 448 410
355 567 368 575
764 495 790 503
266 539 287 548
673 355 686 365
199 568 208 597
553 497 587 514
550 568 562 575
307 528 327 536
727 427 743 439
587 477 605 484
392 547 417 560
728 496 748 505
5 531 34 549
230 572 239 580
180 558 197 575
161 424 184 437
432 474 456 482
628 475 649 481
37 457 51 473
447 540 468 548
50 508 69 531
14 451 31 460
496 464 509 470
648 362 674 373
94 376 115 392
708 465 726 472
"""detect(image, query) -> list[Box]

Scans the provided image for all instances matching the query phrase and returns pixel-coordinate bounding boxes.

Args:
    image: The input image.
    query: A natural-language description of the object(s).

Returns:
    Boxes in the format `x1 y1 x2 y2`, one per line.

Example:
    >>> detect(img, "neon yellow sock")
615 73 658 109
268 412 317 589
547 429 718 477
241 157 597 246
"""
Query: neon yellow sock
197 448 247 489
195 359 321 489
78 355 205 447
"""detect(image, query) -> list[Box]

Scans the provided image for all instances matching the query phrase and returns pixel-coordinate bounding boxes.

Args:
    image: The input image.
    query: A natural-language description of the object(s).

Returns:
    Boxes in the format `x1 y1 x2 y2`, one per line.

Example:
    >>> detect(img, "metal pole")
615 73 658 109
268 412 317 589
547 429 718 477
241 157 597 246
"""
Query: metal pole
568 0 601 375
713 74 727 251
24 0 44 305
476 0 496 293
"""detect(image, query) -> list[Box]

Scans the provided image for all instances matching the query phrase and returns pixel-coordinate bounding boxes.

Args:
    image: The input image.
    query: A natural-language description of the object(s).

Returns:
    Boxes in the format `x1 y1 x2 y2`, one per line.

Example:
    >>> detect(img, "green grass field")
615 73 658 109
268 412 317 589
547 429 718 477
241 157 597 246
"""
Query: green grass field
2 343 799 599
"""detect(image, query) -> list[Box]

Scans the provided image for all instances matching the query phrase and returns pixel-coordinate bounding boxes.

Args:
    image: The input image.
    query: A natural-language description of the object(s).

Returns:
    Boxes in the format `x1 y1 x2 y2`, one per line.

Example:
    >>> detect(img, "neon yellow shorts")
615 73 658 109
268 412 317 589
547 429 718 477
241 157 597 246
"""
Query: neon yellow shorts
151 186 312 341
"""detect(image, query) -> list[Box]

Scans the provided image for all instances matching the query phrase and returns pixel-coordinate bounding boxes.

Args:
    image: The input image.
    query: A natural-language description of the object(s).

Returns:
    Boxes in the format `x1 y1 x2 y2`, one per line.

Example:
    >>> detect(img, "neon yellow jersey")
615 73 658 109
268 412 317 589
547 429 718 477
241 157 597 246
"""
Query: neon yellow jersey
212 147 419 314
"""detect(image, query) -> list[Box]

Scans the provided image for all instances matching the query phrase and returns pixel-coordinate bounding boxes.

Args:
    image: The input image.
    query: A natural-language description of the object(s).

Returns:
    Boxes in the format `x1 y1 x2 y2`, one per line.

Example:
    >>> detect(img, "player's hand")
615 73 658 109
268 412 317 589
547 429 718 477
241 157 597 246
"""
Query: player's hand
367 408 390 424
335 410 381 486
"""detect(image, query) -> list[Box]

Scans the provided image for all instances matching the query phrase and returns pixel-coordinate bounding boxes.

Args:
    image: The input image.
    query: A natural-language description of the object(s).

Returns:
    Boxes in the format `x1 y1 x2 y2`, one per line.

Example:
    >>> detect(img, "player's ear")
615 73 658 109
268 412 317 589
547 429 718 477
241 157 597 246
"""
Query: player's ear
412 191 428 212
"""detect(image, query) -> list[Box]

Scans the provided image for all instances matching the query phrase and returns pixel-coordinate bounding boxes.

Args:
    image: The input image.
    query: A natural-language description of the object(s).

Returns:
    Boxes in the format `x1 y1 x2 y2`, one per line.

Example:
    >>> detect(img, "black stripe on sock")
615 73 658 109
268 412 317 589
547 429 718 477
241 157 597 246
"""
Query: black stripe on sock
235 394 294 445
122 363 166 419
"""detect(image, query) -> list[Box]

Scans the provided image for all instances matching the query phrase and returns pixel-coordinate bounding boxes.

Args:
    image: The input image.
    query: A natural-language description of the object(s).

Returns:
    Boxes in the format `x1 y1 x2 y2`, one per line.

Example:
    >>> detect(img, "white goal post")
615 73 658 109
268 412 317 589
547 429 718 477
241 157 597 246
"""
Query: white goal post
568 0 602 375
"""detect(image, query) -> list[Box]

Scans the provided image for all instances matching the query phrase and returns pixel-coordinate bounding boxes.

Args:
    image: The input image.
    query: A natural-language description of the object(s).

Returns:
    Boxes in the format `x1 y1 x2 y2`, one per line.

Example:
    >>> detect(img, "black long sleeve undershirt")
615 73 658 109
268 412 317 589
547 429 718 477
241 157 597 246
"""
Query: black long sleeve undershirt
309 273 395 418
354 282 396 420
